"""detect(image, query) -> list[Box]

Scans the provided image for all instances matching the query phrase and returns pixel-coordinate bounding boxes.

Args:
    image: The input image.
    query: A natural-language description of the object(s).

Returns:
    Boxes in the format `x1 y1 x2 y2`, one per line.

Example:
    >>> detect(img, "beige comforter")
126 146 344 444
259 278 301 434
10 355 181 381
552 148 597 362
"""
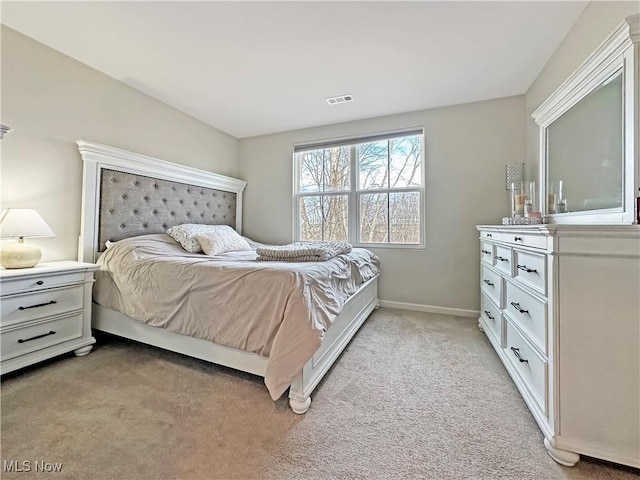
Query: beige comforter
94 234 380 400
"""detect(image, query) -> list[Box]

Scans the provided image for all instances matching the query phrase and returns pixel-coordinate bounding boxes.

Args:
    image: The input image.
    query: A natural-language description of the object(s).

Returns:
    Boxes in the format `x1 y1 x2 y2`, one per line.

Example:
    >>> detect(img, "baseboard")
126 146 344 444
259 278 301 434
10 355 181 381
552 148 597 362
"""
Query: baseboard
378 300 480 318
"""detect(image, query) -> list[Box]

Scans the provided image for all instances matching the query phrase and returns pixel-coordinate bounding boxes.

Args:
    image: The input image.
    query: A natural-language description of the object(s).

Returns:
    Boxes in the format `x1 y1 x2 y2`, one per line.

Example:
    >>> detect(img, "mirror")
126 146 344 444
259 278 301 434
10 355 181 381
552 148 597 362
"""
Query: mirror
546 70 623 215
533 14 638 225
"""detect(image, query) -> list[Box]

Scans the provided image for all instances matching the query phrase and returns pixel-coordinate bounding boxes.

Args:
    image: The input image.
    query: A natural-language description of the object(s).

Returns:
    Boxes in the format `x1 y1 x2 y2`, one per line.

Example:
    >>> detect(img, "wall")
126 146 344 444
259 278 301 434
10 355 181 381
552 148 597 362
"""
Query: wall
525 1 639 181
238 96 525 312
0 27 238 262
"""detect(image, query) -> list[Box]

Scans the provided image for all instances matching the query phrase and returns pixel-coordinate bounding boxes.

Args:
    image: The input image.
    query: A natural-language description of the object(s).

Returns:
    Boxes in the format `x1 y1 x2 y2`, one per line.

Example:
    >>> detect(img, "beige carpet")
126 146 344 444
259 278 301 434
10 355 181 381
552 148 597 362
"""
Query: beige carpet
1 308 638 480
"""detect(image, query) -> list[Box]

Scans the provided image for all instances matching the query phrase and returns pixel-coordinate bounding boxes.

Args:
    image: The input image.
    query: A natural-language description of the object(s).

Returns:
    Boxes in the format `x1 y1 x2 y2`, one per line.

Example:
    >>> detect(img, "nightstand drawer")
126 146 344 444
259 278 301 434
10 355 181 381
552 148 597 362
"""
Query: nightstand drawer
1 285 84 327
1 312 83 361
505 281 547 354
505 320 547 414
0 271 86 295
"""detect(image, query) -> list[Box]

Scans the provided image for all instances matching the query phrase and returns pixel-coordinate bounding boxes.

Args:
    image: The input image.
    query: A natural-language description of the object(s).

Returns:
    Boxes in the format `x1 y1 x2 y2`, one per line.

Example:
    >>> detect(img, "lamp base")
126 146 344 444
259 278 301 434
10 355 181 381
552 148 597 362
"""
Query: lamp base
0 242 42 269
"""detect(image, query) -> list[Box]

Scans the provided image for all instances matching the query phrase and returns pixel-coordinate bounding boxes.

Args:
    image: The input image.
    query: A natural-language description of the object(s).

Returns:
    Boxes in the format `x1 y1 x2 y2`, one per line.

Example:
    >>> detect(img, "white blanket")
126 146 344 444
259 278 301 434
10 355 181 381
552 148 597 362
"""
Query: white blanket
256 241 352 262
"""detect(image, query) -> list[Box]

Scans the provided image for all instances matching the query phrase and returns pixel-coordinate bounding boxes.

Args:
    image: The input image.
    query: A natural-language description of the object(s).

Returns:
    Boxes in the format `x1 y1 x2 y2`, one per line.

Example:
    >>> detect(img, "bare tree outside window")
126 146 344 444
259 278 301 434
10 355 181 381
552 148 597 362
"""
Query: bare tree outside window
296 132 422 245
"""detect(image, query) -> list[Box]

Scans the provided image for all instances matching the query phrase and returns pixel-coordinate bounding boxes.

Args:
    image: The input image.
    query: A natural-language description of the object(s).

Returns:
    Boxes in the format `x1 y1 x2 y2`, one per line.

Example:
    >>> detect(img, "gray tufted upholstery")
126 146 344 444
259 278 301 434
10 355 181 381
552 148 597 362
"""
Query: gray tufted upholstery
98 169 237 252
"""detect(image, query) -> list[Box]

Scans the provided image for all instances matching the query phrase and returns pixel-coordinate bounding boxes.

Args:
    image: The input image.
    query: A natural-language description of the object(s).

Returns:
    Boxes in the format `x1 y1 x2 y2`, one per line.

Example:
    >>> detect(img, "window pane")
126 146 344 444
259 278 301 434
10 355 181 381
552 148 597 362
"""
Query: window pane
299 196 322 241
323 195 349 242
389 192 420 244
358 141 389 190
389 136 422 188
298 151 323 193
359 193 389 243
323 147 350 192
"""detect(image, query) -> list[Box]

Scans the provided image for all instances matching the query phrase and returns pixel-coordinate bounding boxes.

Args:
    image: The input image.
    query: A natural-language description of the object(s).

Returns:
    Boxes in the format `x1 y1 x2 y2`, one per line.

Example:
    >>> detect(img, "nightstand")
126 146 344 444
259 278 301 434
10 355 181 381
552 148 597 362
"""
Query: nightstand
0 261 99 374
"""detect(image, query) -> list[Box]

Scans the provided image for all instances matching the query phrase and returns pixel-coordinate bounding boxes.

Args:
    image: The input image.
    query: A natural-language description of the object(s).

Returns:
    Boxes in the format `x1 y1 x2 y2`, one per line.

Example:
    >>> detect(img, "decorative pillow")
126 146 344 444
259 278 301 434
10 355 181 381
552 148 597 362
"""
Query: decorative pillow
194 226 252 256
166 224 217 253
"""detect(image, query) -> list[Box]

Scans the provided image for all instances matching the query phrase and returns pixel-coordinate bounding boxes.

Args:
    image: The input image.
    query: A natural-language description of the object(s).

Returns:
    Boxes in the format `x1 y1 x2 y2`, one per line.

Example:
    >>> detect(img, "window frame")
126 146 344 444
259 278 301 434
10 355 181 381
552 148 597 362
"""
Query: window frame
293 129 426 249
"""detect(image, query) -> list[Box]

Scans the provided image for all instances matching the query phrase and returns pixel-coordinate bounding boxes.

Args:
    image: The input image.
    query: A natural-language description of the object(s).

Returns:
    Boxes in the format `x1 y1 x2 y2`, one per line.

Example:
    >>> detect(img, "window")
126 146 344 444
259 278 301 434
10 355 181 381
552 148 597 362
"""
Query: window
294 129 423 246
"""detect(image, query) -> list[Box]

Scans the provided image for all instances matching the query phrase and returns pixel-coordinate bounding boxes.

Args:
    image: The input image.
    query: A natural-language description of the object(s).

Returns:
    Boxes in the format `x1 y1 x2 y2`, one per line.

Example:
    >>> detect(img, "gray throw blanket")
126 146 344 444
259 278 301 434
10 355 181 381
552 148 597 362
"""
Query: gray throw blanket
256 241 352 262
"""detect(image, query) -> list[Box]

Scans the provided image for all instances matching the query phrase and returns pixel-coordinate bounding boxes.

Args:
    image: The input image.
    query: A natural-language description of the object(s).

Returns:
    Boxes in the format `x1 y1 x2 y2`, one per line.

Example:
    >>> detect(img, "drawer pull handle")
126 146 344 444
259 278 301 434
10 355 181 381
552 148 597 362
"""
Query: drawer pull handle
483 279 494 286
18 330 56 344
510 301 529 314
514 236 523 242
517 264 538 274
510 347 529 364
484 310 495 320
495 256 508 262
36 280 44 286
486 233 492 238
18 300 57 311
481 249 491 254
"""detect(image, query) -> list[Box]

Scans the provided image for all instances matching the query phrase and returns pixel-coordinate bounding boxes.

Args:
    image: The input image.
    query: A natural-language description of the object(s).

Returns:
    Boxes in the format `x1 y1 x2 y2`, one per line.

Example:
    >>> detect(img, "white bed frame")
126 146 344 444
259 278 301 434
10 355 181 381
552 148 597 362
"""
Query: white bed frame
77 140 379 413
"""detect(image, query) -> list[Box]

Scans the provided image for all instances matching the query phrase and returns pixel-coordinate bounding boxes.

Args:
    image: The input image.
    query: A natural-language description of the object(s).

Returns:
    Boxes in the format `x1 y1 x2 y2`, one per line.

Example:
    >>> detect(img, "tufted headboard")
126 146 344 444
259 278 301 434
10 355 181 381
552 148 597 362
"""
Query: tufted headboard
78 141 247 263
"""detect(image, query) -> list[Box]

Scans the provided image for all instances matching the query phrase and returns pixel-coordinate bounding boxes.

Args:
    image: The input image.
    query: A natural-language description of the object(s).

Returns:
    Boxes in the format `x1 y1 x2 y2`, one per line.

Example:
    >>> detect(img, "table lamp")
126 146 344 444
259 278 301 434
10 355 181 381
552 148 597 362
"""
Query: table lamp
0 209 56 269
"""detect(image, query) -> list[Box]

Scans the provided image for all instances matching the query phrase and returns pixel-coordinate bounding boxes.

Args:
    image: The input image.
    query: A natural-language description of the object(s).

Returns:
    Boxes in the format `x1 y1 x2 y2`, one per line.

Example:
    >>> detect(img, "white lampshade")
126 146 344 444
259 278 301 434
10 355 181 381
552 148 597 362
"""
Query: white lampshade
0 209 56 268
0 209 56 239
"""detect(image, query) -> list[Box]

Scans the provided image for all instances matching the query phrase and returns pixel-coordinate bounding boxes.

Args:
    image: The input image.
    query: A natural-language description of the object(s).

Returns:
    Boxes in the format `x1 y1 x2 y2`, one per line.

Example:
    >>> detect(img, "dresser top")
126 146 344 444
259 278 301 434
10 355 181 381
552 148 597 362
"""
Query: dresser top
0 261 99 279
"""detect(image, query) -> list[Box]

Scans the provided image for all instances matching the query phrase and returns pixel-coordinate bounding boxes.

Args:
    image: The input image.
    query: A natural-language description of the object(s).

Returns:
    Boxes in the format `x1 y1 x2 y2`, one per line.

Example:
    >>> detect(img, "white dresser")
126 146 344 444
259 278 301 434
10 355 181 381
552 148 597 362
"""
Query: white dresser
1 261 98 374
477 225 640 468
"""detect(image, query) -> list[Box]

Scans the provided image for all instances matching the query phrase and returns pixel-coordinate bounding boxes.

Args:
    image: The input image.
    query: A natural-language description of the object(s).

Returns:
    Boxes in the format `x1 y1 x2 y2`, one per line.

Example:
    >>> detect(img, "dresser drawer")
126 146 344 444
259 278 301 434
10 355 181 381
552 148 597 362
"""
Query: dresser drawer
514 249 546 295
481 294 502 345
1 312 83 362
494 245 512 276
481 265 502 306
480 242 495 266
0 271 86 295
505 320 547 413
1 285 84 327
505 281 547 353
504 233 547 250
480 231 501 241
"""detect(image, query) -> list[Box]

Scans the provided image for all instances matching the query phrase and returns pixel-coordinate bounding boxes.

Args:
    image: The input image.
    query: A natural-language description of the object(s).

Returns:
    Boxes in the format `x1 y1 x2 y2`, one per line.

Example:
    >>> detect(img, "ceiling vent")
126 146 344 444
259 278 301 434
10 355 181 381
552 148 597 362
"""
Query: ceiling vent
326 94 353 105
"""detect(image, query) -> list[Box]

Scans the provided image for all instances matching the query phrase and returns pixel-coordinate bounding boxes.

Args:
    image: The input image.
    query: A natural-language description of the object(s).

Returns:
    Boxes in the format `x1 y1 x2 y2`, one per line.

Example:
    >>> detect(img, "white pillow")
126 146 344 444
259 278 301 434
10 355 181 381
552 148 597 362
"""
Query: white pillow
194 226 252 256
166 224 243 253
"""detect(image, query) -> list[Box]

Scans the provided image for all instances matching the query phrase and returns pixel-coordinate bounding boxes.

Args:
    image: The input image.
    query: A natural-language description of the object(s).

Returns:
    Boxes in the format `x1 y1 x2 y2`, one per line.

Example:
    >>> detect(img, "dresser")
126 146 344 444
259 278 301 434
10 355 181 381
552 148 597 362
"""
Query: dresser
477 225 640 468
1 261 99 374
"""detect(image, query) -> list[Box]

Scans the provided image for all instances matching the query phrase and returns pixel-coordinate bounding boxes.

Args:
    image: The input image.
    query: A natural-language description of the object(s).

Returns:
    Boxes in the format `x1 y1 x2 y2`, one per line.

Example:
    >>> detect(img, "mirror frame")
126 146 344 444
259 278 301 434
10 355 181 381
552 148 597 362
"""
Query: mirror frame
533 14 639 224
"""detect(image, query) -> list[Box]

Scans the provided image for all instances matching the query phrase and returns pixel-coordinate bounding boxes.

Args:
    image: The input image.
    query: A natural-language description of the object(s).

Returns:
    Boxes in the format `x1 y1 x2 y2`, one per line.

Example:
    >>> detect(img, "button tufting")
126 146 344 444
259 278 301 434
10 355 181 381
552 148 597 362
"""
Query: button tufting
120 224 125 228
171 187 175 191
152 210 158 215
132 209 137 214
122 194 127 199
194 201 198 206
186 212 191 216
143 196 149 201
162 199 167 203
170 212 175 216
153 184 158 188
110 178 116 183
179 200 183 204
134 181 139 186
187 189 191 193
200 191 204 195
108 209 113 214
142 224 147 228
200 213 204 217
206 203 210 207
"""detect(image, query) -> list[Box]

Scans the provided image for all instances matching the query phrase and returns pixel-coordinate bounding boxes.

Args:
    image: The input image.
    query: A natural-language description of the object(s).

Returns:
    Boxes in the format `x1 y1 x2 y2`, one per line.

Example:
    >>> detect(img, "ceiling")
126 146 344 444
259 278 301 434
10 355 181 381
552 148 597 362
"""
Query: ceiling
1 1 588 138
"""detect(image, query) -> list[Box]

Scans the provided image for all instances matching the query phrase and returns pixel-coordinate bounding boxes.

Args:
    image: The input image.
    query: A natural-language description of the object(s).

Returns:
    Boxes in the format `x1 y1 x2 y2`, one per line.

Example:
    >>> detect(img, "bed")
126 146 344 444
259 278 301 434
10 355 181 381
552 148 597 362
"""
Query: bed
77 140 380 413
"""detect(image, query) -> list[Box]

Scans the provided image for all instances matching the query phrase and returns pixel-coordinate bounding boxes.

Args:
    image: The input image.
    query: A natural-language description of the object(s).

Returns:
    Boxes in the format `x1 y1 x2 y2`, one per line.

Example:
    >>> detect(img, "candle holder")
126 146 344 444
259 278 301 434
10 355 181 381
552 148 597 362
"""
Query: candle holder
511 181 536 218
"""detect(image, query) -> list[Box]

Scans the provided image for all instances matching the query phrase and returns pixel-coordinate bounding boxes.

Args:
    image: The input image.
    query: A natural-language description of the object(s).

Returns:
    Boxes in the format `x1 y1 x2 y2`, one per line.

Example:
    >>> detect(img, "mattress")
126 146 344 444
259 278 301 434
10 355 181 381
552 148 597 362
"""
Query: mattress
93 234 380 399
